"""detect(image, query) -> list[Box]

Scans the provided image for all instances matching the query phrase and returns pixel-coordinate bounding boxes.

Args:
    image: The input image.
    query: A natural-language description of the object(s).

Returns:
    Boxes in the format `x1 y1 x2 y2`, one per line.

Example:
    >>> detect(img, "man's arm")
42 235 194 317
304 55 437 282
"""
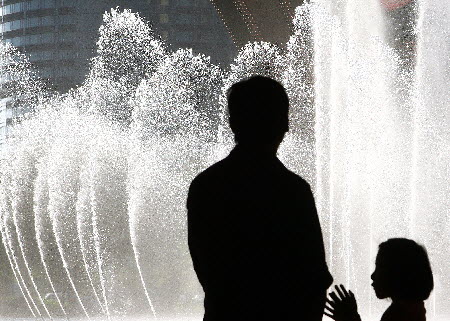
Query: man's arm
187 177 232 294
302 181 333 289
297 181 333 321
187 179 209 289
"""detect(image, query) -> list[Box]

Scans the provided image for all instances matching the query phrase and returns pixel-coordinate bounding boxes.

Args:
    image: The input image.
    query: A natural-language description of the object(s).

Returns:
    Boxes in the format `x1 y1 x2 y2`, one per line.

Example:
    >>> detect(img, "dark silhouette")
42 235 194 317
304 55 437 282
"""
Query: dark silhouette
325 238 434 321
187 76 333 321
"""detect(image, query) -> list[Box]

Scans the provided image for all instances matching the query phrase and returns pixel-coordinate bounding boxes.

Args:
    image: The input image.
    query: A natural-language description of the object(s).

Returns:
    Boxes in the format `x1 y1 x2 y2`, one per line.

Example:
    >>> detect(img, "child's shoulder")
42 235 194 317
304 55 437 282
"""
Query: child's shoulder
381 301 426 321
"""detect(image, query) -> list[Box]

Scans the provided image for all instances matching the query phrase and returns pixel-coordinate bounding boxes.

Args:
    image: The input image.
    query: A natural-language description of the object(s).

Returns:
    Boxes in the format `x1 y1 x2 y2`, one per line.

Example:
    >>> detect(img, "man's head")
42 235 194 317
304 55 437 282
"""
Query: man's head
227 76 289 147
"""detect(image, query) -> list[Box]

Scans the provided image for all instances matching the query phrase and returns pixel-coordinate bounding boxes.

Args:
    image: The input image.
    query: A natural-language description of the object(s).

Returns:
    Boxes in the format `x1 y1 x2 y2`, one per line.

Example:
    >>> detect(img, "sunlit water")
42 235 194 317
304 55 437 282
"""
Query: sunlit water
0 0 448 319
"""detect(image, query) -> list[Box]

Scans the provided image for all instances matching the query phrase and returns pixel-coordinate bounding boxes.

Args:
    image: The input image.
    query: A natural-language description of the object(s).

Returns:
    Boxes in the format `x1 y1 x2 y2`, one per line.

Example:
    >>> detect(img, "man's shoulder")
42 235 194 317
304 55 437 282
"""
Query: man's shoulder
277 161 312 191
190 154 312 193
189 157 229 191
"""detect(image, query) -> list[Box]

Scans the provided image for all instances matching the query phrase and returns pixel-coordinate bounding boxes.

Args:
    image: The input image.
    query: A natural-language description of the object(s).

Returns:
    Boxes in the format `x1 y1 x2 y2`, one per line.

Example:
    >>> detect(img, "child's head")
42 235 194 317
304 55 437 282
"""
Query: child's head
371 238 433 301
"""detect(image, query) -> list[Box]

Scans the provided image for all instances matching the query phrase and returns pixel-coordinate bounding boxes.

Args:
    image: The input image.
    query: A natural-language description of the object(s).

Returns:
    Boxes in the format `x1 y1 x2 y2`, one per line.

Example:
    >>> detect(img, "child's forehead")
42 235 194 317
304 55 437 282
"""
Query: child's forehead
375 250 390 264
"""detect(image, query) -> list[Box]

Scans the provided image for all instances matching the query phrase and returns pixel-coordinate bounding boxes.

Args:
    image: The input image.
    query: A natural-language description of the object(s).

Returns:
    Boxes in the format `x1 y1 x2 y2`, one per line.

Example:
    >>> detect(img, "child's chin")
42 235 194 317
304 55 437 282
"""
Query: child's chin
373 287 388 299
374 290 388 299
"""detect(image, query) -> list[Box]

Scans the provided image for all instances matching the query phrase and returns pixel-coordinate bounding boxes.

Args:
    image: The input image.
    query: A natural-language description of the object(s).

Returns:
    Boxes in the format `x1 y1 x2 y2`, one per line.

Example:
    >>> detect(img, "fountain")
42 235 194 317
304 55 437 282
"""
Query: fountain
0 1 448 320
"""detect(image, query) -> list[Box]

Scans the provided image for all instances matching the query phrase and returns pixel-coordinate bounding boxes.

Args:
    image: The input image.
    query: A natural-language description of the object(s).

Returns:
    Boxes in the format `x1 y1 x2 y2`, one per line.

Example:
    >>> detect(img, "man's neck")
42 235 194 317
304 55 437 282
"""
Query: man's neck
234 143 279 156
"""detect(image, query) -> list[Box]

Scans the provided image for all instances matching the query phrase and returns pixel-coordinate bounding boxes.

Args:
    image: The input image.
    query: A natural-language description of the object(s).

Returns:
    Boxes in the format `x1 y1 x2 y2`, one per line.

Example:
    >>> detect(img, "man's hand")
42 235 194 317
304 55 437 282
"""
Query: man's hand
324 284 361 321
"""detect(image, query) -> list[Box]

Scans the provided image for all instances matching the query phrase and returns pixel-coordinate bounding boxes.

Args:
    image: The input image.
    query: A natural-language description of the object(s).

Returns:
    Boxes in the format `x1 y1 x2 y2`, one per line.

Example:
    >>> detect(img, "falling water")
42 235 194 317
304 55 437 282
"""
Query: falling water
76 161 108 315
128 145 158 319
0 210 37 318
311 0 411 314
412 0 450 314
47 140 92 319
34 160 68 318
1 155 45 318
0 1 448 320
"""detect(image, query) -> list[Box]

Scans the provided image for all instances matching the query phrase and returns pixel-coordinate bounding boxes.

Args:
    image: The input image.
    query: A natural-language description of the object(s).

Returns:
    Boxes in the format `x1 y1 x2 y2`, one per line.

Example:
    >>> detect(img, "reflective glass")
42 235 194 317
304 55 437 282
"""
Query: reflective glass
59 15 75 24
201 33 215 42
176 31 193 42
28 0 40 10
26 34 37 45
178 0 193 7
2 22 11 32
59 50 74 59
57 32 75 42
29 51 53 61
26 17 38 28
177 13 196 24
42 16 54 25
12 3 23 13
11 37 23 46
159 14 169 23
61 0 74 7
43 0 55 9
3 5 11 15
41 33 53 43
39 69 52 77
13 20 22 29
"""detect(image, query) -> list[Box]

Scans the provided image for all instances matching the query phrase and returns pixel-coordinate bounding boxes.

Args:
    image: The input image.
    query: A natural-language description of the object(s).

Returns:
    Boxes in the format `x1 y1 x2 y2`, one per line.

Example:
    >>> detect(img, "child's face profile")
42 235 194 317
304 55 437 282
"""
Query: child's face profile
371 254 389 299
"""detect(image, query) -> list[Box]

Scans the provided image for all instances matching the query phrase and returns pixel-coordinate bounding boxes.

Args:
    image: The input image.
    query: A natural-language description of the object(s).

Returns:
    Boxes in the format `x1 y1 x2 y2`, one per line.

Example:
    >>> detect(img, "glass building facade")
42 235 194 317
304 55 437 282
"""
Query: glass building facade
0 0 234 92
1 0 83 91
151 0 235 64
0 0 234 158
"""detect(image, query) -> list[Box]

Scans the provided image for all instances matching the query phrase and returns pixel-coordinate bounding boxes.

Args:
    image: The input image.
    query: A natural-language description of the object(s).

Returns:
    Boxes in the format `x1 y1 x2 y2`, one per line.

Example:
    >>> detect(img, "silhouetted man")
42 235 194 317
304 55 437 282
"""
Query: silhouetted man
187 76 332 321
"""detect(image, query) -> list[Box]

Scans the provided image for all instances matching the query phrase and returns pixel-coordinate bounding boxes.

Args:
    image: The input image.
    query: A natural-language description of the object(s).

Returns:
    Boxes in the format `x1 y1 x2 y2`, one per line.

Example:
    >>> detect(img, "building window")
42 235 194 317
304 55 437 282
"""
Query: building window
201 15 209 24
2 20 23 32
176 31 194 42
161 31 169 41
2 3 24 15
11 36 23 46
200 33 215 43
177 13 196 24
59 15 75 24
43 0 55 9
27 0 40 11
159 14 169 23
178 0 193 7
60 0 73 7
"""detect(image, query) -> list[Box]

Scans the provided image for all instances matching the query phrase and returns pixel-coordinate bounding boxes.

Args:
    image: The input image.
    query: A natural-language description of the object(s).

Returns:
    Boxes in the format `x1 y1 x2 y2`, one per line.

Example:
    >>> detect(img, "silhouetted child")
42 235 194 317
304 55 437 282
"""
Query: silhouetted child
325 238 434 321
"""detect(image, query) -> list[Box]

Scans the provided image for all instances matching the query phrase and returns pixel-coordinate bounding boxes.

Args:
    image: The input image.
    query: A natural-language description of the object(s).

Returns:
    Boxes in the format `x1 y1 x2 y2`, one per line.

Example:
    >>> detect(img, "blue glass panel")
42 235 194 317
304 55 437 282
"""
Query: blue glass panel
3 5 12 15
176 31 194 42
43 0 55 9
3 22 12 32
42 16 54 25
41 33 54 43
28 0 40 11
12 3 22 13
29 51 53 61
26 17 37 28
61 0 74 7
11 37 23 46
60 15 75 24
177 13 196 24
178 0 194 7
